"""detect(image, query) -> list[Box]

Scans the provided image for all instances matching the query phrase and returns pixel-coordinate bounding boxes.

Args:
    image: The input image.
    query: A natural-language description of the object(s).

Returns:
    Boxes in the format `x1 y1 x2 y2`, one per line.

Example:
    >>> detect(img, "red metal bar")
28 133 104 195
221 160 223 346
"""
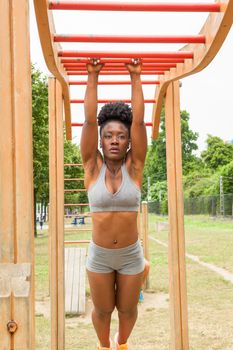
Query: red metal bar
68 80 160 85
70 99 156 103
61 58 185 64
49 1 220 13
55 34 205 44
65 66 170 71
71 122 153 126
67 71 165 75
64 63 177 68
59 50 194 59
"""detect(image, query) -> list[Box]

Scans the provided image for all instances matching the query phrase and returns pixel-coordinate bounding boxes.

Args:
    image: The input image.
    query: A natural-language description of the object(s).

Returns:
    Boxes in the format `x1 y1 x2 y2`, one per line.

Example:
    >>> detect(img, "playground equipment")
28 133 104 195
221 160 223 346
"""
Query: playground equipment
0 0 232 349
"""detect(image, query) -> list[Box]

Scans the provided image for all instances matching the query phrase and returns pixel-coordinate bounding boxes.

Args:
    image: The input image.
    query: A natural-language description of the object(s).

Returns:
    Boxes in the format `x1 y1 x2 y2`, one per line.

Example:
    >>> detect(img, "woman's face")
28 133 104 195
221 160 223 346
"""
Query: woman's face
100 121 130 161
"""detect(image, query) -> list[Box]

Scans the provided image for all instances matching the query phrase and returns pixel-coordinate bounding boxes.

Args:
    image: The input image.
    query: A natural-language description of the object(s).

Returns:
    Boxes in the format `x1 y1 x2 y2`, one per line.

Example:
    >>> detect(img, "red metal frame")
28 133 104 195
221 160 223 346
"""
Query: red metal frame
67 71 165 75
66 67 171 72
59 50 193 59
64 63 177 68
54 34 205 44
61 58 185 64
68 80 160 85
49 1 220 13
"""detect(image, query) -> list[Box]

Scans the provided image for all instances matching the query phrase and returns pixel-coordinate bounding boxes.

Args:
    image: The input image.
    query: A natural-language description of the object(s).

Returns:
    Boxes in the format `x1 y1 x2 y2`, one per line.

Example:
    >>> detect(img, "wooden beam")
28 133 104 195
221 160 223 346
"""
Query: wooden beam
152 0 233 139
33 0 72 140
0 1 35 349
165 81 189 350
49 77 65 350
141 202 150 289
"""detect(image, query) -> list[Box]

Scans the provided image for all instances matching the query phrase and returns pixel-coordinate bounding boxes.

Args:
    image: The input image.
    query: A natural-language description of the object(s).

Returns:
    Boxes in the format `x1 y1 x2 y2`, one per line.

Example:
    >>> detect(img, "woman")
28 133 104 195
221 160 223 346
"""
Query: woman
80 59 147 350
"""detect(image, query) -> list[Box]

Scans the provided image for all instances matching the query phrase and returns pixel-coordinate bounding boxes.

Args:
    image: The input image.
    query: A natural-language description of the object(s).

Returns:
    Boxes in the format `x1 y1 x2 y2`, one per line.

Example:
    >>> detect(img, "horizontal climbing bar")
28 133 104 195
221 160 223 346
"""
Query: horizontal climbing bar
64 178 84 181
59 50 194 59
71 122 153 126
61 58 185 64
65 66 170 71
55 34 205 44
49 1 220 12
64 62 177 68
64 189 87 192
67 71 165 75
68 80 160 85
64 163 83 166
70 99 156 103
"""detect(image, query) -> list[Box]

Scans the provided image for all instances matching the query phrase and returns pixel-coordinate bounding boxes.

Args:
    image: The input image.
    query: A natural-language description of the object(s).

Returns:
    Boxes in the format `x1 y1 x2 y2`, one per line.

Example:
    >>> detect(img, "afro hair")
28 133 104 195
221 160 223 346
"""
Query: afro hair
97 102 132 135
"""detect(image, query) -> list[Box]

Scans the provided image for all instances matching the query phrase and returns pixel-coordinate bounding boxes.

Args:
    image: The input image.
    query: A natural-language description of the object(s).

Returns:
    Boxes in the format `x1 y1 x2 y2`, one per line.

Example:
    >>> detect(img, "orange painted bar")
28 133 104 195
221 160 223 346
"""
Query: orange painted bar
49 1 220 12
65 66 171 71
61 58 185 64
55 34 205 44
59 50 194 59
64 62 177 68
67 71 165 75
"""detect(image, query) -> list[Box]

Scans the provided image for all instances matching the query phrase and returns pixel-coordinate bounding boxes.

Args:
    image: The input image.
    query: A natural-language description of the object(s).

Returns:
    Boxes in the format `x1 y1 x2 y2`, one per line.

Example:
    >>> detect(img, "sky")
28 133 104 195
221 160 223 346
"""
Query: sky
29 0 233 154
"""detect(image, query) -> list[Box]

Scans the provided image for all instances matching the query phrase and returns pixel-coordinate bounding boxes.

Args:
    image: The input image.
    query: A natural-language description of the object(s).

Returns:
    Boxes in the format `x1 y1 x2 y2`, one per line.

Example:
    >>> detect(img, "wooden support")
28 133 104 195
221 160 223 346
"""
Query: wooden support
65 248 86 315
0 1 35 349
141 202 150 289
165 81 189 350
49 77 65 350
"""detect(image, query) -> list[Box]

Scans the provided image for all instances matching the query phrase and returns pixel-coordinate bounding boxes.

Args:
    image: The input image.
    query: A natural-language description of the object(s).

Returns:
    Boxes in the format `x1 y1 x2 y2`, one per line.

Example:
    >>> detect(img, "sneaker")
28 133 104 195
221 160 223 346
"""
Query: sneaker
114 333 128 350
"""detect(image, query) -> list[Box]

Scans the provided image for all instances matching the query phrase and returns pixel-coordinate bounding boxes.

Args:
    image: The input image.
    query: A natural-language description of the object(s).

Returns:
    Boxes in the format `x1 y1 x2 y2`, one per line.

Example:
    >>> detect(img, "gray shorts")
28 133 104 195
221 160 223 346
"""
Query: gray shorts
86 240 145 275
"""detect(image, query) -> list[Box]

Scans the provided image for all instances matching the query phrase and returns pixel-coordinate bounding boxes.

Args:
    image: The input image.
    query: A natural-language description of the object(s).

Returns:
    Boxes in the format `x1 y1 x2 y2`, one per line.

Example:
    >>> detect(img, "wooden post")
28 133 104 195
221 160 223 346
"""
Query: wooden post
165 81 189 350
0 1 35 349
137 206 141 240
49 77 65 350
141 201 150 289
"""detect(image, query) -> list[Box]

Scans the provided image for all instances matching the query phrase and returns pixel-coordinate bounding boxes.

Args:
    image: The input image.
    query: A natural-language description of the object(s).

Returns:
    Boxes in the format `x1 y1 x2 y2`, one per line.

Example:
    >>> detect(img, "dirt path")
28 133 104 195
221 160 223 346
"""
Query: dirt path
150 236 233 284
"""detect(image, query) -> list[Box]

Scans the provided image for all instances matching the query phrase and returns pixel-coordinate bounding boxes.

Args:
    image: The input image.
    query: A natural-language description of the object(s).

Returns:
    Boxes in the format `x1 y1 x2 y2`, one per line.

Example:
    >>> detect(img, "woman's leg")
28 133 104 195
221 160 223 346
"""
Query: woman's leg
87 270 116 347
115 272 144 345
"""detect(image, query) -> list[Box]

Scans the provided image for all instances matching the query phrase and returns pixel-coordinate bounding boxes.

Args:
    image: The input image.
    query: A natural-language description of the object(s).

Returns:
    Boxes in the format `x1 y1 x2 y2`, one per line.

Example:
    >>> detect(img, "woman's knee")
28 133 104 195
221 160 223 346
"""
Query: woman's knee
93 305 115 319
117 305 138 319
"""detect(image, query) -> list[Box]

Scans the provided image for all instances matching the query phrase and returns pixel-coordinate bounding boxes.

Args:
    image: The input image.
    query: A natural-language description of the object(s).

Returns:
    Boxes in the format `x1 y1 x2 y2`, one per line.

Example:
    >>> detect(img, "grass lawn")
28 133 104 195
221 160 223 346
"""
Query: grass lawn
35 215 233 349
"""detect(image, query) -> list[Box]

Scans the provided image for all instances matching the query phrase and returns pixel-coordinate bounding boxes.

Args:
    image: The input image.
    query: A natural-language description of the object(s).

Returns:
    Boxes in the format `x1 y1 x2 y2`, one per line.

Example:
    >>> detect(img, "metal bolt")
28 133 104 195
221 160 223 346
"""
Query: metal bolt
7 320 18 334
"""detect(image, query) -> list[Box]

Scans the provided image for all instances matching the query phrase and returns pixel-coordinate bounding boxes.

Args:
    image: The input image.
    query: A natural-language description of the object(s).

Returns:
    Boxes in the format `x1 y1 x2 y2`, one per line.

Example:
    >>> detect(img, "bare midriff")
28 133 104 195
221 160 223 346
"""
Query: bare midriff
91 211 139 248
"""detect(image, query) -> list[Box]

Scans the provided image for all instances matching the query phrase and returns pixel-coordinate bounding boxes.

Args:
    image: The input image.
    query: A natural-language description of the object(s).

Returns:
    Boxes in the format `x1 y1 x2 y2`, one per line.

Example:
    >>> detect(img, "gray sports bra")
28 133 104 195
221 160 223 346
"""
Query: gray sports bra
87 163 141 212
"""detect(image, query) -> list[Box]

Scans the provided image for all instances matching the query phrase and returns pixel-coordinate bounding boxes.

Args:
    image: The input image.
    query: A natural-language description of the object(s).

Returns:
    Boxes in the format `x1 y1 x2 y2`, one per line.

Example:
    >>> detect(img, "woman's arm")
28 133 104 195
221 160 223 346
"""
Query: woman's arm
80 61 103 168
126 61 147 168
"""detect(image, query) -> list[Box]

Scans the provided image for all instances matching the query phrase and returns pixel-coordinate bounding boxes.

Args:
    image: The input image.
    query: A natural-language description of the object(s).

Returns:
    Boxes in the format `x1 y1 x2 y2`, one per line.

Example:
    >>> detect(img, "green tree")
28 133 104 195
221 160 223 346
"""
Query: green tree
201 135 233 170
32 65 49 236
220 161 233 194
143 109 199 200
